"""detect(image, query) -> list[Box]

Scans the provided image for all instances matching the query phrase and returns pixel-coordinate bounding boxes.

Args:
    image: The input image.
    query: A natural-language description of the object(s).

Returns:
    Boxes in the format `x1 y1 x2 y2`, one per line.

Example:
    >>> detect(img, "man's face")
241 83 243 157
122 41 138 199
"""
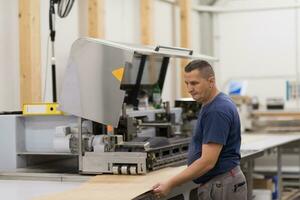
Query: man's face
184 69 212 103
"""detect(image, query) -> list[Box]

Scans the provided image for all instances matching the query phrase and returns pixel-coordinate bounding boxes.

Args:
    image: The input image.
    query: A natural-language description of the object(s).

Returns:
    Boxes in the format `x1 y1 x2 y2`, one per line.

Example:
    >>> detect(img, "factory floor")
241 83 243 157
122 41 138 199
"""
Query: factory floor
0 179 81 200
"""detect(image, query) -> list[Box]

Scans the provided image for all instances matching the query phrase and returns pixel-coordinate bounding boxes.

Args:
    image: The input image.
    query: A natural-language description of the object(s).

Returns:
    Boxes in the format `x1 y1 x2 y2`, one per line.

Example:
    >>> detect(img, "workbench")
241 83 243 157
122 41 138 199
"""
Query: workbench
1 115 299 200
28 133 300 200
241 133 300 200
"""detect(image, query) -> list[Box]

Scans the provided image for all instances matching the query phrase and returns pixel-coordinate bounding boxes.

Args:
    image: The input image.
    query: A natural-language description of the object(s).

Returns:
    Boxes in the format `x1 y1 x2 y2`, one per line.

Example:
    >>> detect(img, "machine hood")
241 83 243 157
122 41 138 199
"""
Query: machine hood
59 38 217 127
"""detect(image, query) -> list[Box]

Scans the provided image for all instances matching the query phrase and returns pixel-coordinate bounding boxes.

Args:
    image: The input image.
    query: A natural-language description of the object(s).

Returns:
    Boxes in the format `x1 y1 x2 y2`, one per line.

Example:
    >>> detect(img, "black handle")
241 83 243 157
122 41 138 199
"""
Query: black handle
154 45 193 55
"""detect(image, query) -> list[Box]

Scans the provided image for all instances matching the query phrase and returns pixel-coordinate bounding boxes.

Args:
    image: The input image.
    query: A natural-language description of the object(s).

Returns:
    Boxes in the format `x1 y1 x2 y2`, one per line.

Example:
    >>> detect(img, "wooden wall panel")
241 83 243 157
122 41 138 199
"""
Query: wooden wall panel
19 0 42 105
179 0 191 97
140 0 154 45
140 0 156 83
88 0 105 38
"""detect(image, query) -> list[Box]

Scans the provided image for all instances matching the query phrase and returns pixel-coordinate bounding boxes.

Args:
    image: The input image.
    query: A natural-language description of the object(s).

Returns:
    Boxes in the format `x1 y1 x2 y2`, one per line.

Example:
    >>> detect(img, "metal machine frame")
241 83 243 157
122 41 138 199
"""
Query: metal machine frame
58 38 217 175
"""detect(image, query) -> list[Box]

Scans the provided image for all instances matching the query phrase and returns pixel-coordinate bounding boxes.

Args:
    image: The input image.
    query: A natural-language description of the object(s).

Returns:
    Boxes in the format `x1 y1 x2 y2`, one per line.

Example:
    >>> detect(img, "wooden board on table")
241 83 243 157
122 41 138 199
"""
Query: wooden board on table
32 166 186 200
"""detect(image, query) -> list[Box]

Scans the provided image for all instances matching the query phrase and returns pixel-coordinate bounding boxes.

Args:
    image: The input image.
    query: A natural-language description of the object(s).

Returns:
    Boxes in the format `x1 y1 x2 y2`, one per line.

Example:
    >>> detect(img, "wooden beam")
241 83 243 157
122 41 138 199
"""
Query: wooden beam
19 0 42 106
140 0 156 83
179 0 191 97
140 0 154 45
88 0 105 38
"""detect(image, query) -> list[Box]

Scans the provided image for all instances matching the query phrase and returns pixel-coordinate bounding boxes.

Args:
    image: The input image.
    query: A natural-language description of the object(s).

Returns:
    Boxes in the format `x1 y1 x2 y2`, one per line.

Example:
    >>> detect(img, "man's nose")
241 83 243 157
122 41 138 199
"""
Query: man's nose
187 85 193 93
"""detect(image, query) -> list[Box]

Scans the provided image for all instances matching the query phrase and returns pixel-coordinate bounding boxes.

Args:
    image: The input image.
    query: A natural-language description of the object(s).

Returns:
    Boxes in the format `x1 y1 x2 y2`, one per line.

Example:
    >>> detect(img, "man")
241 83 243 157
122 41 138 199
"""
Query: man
152 60 247 199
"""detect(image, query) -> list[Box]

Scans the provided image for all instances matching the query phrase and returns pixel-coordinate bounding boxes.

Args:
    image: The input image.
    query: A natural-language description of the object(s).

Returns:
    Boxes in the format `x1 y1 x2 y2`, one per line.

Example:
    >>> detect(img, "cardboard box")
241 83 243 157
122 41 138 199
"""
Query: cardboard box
253 178 273 190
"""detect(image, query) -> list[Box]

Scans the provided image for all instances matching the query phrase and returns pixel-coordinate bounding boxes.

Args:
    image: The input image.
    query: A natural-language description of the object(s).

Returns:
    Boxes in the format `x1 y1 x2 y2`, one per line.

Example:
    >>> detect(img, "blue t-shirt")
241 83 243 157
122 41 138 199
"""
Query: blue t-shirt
187 92 241 184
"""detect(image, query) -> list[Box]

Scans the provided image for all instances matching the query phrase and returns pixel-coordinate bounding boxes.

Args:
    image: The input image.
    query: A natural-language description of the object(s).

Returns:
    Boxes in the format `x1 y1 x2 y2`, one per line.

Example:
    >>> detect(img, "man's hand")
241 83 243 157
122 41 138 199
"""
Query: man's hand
151 143 223 199
152 181 172 198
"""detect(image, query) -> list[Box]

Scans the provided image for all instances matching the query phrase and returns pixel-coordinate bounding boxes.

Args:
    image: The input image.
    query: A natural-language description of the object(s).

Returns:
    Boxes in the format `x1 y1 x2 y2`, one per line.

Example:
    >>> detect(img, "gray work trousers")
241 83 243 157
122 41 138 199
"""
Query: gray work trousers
197 166 247 200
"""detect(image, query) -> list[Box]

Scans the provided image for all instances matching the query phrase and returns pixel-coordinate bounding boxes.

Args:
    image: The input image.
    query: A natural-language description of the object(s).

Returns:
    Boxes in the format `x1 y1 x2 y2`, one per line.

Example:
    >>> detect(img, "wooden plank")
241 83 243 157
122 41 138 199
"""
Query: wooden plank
88 0 105 38
179 0 191 97
19 0 42 106
32 166 187 200
282 189 300 200
140 0 153 45
140 0 156 83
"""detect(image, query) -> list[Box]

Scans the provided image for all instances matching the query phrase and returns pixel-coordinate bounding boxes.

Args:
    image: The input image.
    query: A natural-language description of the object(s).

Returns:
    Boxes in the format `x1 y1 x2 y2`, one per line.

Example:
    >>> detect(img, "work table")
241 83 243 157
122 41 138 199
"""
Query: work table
31 132 300 200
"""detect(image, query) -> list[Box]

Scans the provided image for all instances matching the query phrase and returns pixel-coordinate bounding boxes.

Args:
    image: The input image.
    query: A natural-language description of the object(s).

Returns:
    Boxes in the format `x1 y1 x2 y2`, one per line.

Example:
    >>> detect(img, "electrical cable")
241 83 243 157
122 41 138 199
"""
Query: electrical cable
45 0 75 102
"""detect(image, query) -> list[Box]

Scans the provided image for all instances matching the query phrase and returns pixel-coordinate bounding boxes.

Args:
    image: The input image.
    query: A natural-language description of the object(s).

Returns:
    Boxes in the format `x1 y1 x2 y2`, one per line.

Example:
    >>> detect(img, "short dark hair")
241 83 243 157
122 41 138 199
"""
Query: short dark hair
184 60 215 79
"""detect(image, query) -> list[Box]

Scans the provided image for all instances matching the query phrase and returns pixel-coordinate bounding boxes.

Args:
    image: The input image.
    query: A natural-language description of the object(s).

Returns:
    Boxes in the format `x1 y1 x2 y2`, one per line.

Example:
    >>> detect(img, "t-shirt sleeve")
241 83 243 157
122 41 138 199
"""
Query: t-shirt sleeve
202 110 231 145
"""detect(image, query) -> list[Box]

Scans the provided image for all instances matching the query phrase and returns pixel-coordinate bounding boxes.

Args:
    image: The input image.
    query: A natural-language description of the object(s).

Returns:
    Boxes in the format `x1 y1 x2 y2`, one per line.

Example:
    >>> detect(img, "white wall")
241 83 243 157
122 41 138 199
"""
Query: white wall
6 0 299 111
0 0 20 111
0 0 81 111
0 0 206 111
214 0 300 107
105 0 140 43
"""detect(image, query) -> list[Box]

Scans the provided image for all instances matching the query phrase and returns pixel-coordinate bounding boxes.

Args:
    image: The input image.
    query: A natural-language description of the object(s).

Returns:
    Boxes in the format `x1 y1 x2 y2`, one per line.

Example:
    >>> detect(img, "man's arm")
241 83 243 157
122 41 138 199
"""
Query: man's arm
153 143 223 197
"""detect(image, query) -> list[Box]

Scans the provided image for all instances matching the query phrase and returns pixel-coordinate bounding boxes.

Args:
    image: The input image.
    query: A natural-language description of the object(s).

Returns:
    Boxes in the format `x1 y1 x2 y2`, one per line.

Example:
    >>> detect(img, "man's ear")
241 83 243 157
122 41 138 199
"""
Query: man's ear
208 76 215 88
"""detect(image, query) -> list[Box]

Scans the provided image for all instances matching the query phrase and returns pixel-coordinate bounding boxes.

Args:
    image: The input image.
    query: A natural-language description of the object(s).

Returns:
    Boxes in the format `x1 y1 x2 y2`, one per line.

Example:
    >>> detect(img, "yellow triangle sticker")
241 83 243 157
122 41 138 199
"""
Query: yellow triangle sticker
112 67 124 82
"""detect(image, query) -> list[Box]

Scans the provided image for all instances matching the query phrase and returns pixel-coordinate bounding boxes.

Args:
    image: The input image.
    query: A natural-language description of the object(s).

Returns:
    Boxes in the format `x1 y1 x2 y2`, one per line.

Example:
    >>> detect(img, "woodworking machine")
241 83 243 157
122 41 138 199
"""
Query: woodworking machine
59 38 216 174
